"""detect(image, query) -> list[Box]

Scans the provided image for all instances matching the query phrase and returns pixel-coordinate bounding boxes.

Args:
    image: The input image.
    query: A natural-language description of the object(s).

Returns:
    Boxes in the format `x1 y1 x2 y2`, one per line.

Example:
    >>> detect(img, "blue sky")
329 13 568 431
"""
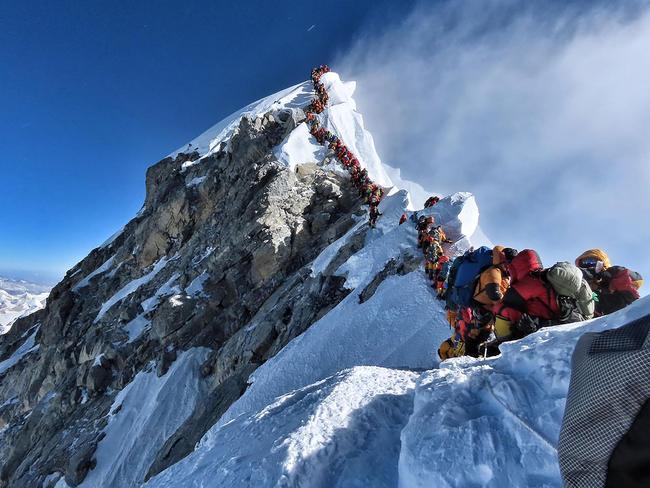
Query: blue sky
0 0 415 283
2 0 649 287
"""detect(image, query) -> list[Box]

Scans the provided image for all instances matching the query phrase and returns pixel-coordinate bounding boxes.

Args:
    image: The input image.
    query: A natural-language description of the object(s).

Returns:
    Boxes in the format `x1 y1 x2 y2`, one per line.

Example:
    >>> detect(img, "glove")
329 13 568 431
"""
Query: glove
516 314 538 335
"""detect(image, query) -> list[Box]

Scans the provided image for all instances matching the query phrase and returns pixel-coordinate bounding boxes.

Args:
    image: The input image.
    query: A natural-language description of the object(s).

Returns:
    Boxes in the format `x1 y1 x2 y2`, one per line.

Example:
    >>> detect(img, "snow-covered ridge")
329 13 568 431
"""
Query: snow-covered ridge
168 81 312 159
169 71 395 192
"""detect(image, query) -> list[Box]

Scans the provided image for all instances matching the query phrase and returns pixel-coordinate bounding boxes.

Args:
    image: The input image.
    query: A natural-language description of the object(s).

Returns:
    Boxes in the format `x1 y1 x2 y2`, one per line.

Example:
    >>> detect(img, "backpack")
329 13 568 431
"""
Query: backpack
448 246 494 308
546 262 595 320
444 257 464 308
508 249 543 283
605 266 642 299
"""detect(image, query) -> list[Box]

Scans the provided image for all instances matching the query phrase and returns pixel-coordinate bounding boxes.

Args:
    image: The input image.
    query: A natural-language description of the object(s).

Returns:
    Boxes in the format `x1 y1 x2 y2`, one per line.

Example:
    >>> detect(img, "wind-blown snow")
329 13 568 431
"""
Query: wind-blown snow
78 348 211 488
95 257 173 322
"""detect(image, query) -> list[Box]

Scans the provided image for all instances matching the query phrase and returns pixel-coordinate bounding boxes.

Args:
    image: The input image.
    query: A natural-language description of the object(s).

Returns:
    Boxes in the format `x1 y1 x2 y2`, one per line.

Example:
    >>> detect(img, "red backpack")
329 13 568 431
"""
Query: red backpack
508 249 543 283
605 267 642 299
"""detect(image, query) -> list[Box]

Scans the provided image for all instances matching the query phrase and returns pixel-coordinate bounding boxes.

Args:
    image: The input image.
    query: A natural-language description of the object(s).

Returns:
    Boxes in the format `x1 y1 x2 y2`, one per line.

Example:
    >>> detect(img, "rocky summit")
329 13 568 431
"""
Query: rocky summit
0 95 371 487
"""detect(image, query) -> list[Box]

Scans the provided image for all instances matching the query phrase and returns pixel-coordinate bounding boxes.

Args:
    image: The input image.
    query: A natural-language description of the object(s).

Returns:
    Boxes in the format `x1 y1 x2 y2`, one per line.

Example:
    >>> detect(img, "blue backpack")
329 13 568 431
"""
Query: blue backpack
448 246 494 309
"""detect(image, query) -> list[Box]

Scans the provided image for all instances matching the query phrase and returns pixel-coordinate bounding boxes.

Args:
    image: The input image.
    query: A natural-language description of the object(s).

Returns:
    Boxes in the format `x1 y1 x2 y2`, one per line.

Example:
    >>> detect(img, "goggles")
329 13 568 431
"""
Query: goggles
578 257 600 269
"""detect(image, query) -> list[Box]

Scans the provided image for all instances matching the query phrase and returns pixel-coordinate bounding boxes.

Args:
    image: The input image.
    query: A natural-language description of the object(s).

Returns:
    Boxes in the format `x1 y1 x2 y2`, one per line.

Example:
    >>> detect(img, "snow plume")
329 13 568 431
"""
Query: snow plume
336 0 650 284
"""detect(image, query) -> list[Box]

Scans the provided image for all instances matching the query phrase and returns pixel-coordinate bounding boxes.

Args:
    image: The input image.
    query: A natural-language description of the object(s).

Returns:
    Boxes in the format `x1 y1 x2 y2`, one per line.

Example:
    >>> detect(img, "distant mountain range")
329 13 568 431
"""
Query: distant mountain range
0 277 50 333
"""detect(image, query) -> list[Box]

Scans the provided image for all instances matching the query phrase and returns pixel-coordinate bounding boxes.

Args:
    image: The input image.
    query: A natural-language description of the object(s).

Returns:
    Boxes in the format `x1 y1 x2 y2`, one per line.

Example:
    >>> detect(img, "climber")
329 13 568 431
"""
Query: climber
492 249 560 342
421 234 434 255
424 240 443 279
399 213 408 225
575 249 611 287
438 335 465 360
575 249 642 315
434 255 451 297
429 225 452 245
473 246 517 307
369 205 381 228
424 196 440 208
445 246 494 312
463 307 499 358
417 218 435 248
595 266 642 315
416 216 429 248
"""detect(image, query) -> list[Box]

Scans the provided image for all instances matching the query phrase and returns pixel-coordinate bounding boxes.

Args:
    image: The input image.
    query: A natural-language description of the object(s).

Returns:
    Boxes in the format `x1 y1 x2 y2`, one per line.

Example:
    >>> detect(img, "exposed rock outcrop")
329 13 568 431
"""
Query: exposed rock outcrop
0 107 365 487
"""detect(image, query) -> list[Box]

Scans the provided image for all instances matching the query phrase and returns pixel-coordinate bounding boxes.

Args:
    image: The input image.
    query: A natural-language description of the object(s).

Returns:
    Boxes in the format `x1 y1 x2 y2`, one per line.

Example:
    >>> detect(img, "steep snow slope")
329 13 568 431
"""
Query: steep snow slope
0 278 50 333
147 298 650 488
149 367 418 488
147 265 650 485
76 348 211 488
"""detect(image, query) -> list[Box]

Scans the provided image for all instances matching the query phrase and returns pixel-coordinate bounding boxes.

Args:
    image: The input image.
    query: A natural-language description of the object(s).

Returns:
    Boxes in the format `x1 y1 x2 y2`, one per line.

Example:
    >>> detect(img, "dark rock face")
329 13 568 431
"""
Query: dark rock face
0 109 364 487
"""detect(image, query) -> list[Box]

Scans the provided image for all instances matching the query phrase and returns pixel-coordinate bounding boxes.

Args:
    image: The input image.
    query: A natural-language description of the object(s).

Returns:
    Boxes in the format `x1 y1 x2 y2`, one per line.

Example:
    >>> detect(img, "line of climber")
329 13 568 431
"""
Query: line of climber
304 65 385 228
304 67 643 363
436 246 644 360
400 202 644 361
398 196 453 293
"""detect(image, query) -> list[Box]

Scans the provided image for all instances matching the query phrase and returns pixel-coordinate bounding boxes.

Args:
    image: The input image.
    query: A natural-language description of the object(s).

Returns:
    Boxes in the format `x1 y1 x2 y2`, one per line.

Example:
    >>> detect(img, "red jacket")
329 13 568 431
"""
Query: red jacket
497 249 559 323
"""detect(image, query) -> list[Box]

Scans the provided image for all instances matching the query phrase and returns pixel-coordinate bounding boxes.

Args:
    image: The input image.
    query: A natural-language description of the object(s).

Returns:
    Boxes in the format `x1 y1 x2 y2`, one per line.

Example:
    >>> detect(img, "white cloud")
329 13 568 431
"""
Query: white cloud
337 0 650 284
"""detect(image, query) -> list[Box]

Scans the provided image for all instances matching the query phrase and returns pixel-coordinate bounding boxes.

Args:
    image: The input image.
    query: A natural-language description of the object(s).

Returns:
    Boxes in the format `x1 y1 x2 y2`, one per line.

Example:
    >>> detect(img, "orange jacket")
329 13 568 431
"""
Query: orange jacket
473 265 509 306
472 246 510 306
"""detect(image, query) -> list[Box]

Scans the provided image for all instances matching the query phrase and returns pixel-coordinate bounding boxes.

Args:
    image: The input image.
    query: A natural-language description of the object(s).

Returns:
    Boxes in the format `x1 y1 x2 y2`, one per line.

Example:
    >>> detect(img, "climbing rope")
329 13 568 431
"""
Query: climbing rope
304 65 384 228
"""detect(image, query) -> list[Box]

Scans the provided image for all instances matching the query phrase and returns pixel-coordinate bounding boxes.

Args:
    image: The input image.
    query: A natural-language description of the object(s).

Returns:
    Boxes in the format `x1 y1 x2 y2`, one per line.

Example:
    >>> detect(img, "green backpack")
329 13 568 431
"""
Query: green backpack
546 262 595 320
